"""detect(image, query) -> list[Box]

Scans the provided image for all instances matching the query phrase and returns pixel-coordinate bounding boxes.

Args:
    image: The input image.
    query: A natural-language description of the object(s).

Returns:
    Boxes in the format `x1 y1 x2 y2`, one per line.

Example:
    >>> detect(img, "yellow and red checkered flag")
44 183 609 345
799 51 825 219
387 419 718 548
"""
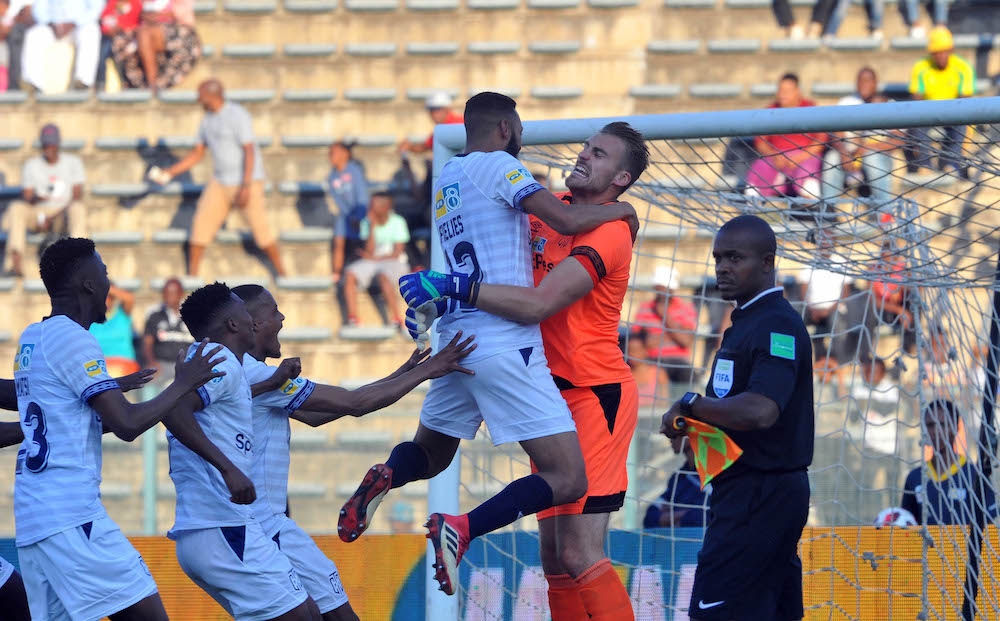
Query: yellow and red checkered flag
673 416 743 488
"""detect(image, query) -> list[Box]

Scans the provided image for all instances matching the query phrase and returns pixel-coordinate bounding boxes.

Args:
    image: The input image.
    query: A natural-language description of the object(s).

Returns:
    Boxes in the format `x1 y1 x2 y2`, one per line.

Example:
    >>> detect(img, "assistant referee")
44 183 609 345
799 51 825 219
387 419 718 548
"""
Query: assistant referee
661 214 814 621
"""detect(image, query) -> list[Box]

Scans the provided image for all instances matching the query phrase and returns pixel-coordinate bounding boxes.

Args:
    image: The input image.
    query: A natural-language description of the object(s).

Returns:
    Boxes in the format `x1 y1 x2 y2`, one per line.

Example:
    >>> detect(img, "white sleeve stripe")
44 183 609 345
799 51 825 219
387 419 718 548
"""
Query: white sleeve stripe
81 380 119 403
284 381 316 414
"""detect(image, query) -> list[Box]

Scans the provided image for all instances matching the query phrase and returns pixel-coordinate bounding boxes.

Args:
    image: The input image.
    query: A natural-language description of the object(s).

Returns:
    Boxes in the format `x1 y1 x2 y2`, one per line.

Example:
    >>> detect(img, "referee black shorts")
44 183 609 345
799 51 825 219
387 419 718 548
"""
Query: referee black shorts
689 469 809 621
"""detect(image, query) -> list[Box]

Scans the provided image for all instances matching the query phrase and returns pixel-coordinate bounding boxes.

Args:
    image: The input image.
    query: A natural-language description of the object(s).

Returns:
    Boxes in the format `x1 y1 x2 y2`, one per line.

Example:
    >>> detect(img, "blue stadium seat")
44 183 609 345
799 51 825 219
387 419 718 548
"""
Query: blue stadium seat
665 0 714 6
828 37 880 51
283 43 337 57
158 90 198 104
467 0 519 8
37 91 90 104
407 0 459 8
290 432 330 449
531 86 583 99
588 0 638 7
889 36 927 50
23 280 46 293
157 182 206 195
467 41 521 54
348 134 396 147
0 330 11 344
527 0 578 6
768 38 820 52
0 139 23 150
0 187 20 199
954 33 992 49
647 39 700 53
335 430 395 450
282 135 333 148
201 44 215 57
338 326 398 341
750 83 777 97
344 42 398 56
629 84 682 98
100 483 134 499
345 0 398 9
157 136 198 149
31 138 85 150
193 0 217 12
284 0 338 10
343 88 397 101
707 39 761 53
97 90 152 103
406 42 460 55
151 229 190 243
283 89 337 102
283 326 334 341
91 183 149 197
91 231 145 245
467 86 521 97
277 182 327 196
723 0 768 6
95 137 148 150
223 1 277 12
811 82 854 98
690 83 743 98
528 40 582 54
276 276 334 290
406 87 460 101
222 44 277 59
287 483 328 498
0 91 28 104
228 89 276 103
279 228 334 242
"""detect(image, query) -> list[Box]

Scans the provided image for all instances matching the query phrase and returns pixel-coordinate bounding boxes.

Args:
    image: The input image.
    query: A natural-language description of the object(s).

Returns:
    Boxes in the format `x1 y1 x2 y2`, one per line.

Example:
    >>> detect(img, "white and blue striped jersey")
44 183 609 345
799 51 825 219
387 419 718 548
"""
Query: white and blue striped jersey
242 354 315 532
12 316 120 546
433 150 545 361
167 343 254 537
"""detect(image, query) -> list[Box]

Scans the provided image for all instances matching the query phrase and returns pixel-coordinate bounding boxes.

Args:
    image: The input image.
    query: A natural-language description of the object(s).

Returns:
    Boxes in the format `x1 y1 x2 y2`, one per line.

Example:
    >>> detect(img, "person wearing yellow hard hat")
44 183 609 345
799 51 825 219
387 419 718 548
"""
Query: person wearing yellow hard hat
904 27 974 178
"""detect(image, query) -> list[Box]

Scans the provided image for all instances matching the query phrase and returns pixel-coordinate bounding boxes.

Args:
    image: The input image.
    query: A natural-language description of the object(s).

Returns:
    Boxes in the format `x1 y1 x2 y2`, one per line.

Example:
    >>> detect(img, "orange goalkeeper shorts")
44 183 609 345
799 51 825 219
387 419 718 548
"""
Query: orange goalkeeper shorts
534 377 638 520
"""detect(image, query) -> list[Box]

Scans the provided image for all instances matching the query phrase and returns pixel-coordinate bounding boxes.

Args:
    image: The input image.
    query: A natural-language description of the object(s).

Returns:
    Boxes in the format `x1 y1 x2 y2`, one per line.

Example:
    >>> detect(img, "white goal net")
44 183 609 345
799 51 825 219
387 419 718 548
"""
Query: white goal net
429 95 1000 621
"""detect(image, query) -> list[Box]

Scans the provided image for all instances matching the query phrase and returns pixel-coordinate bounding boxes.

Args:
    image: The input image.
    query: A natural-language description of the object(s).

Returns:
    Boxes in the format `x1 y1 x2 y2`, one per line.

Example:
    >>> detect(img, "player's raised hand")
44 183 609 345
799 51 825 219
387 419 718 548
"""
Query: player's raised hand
174 339 226 390
275 357 303 385
404 299 448 344
399 270 477 309
221 465 256 504
116 368 156 392
418 331 477 379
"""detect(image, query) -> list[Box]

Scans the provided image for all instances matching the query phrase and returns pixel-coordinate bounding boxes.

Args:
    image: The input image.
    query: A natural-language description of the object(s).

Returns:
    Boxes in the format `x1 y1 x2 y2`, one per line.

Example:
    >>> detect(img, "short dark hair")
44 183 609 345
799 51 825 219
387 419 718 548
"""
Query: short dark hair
924 399 960 427
231 284 266 305
39 237 96 295
599 122 649 190
858 66 877 80
779 72 800 85
464 92 517 142
719 214 777 257
180 282 235 340
371 191 393 203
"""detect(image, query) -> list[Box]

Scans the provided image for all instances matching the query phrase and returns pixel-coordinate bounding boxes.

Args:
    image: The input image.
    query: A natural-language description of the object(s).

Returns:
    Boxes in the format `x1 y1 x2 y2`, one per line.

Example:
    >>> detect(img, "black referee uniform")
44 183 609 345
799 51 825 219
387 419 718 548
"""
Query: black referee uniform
689 287 814 621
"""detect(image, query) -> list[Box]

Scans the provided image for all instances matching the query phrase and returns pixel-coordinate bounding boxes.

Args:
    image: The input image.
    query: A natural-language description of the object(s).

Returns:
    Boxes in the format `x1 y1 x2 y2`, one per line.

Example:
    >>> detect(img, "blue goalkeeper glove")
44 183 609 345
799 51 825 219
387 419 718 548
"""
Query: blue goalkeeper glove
404 299 448 344
398 270 479 309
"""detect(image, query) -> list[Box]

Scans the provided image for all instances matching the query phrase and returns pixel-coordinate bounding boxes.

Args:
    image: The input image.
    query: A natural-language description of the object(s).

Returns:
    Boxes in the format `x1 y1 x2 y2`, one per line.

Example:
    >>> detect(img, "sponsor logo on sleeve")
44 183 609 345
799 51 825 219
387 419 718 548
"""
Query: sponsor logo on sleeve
712 358 734 398
84 360 108 377
434 182 462 219
505 168 530 185
14 344 34 372
770 333 796 360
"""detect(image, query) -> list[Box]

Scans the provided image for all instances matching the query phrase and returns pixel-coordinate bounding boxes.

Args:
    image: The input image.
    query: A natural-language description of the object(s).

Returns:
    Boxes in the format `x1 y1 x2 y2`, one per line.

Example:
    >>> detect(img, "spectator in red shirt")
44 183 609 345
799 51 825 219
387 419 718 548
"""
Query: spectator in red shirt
745 73 827 201
863 241 916 356
398 92 464 154
632 266 698 388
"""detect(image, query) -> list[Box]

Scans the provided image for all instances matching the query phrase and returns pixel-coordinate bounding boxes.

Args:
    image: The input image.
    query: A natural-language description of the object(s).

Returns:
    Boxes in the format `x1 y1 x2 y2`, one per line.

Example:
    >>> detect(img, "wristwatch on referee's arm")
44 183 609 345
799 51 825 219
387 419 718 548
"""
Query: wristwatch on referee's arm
679 391 701 417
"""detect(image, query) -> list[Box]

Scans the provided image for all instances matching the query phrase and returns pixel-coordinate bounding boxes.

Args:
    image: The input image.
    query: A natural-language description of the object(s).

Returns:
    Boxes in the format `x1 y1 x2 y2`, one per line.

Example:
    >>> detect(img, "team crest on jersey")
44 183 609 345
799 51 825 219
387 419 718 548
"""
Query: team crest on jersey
280 377 306 395
434 182 462 219
84 360 107 377
13 344 34 372
532 236 547 254
712 358 734 398
505 168 530 185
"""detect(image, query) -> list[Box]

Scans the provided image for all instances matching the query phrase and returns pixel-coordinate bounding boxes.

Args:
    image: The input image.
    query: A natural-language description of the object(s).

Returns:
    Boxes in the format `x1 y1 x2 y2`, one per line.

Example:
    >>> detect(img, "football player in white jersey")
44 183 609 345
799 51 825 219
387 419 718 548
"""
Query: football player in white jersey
168 282 317 621
231 284 475 621
339 92 640 595
11 237 228 621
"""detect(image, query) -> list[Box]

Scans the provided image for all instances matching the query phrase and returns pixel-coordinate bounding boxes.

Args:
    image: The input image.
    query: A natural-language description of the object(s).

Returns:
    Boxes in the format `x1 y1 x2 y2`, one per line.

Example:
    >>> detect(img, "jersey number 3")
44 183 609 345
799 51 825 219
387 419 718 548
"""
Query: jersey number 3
24 402 50 473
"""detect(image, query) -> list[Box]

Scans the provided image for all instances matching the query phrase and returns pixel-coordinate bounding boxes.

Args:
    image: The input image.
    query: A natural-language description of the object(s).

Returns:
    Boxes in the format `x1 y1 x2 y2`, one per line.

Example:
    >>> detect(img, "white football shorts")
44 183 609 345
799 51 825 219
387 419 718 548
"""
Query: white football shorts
420 346 576 445
174 521 308 621
265 514 350 614
17 515 158 621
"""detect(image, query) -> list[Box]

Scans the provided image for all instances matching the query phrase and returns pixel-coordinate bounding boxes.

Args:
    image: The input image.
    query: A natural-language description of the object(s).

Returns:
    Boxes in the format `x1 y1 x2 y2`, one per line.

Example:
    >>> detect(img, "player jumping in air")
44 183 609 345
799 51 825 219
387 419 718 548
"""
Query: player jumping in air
167 282 317 621
231 284 475 621
10 237 226 621
662 215 814 621
338 92 640 596
404 121 649 620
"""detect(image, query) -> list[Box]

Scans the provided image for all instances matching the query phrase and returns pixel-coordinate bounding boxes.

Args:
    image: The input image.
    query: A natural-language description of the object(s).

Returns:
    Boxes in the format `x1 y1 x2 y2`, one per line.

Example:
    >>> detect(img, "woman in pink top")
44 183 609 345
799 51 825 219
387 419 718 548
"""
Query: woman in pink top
109 0 200 92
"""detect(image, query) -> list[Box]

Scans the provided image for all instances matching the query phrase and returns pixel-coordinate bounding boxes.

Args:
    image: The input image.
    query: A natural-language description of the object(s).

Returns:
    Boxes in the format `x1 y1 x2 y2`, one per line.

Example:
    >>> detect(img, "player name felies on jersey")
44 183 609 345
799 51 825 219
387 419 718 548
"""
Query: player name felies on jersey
13 316 120 546
433 150 546 362
167 343 254 537
242 353 316 531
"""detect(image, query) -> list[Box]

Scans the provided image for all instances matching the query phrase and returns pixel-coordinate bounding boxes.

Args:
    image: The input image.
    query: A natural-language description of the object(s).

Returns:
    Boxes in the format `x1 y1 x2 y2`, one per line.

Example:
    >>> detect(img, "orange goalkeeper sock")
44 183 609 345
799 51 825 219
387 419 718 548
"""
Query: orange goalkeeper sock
575 558 635 621
545 573 587 621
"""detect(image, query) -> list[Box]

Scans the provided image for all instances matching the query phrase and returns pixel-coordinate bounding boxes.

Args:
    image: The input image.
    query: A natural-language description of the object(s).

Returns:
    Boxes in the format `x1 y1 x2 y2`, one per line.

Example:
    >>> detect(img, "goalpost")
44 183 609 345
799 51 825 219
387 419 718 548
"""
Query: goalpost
427 96 1000 621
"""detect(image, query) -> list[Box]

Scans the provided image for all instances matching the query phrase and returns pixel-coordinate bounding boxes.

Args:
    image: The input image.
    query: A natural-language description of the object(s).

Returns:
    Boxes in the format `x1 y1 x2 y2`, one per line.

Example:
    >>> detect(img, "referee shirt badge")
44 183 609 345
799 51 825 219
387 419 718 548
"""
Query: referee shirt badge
770 333 796 360
712 359 734 398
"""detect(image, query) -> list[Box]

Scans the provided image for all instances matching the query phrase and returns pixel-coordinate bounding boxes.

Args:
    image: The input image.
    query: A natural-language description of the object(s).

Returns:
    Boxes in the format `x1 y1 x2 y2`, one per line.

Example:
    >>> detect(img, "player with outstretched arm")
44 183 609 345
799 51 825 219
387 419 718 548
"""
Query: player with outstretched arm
661 215 815 621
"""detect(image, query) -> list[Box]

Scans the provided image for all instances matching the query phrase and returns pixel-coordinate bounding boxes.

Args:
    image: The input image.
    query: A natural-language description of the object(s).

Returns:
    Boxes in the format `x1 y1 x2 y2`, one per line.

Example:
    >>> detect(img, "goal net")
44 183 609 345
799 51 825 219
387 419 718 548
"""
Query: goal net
429 96 1000 621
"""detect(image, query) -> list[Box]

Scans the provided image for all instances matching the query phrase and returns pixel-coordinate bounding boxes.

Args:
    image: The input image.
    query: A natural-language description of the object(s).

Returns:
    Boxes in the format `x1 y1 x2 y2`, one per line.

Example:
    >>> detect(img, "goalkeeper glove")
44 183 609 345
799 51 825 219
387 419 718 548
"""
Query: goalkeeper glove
398 270 479 309
404 299 447 344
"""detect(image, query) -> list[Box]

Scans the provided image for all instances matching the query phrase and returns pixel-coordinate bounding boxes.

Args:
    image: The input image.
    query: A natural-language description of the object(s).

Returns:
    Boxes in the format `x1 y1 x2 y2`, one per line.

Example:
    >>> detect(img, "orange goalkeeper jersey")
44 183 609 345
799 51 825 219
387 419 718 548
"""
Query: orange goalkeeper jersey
530 192 634 387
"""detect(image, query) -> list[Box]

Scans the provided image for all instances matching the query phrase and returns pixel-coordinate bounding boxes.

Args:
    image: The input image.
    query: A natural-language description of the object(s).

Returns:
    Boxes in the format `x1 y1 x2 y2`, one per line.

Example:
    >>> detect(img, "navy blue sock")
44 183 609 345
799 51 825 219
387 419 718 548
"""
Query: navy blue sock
385 441 430 489
467 474 554 540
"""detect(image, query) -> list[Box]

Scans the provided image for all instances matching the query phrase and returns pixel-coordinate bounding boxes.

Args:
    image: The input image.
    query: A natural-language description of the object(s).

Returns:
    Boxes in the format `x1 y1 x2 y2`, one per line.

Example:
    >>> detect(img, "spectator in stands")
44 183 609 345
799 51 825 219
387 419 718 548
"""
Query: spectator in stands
745 73 826 201
142 277 192 385
823 0 884 40
905 27 974 178
852 356 899 403
343 192 410 327
901 399 996 525
397 92 464 155
110 0 200 94
900 0 947 38
21 0 103 92
626 328 670 405
0 0 33 91
3 124 86 277
772 0 829 39
633 266 698 389
799 230 853 363
98 0 141 90
643 436 710 528
865 241 916 356
821 68 902 210
327 141 370 276
89 282 140 377
157 78 286 277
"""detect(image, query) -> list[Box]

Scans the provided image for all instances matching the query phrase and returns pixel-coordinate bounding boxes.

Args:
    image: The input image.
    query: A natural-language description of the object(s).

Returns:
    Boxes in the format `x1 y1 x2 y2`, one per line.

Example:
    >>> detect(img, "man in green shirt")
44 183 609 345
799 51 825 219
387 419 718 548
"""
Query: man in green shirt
343 192 411 327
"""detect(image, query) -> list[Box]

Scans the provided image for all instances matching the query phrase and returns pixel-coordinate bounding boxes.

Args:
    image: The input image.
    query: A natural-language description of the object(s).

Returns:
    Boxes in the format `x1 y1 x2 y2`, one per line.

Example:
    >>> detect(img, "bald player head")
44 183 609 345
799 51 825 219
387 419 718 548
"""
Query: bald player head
197 79 225 113
712 215 778 304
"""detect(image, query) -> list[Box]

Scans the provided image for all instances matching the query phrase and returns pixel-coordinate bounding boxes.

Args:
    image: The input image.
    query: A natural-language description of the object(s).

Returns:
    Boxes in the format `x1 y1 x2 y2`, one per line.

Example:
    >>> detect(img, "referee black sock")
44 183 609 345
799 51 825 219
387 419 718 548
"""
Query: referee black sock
467 474 554 540
385 441 430 489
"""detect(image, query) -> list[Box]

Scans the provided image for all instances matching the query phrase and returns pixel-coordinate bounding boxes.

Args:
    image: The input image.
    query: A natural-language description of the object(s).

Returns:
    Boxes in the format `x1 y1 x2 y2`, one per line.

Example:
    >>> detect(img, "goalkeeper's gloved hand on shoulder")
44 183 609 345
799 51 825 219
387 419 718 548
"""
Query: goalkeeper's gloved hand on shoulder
398 270 480 309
